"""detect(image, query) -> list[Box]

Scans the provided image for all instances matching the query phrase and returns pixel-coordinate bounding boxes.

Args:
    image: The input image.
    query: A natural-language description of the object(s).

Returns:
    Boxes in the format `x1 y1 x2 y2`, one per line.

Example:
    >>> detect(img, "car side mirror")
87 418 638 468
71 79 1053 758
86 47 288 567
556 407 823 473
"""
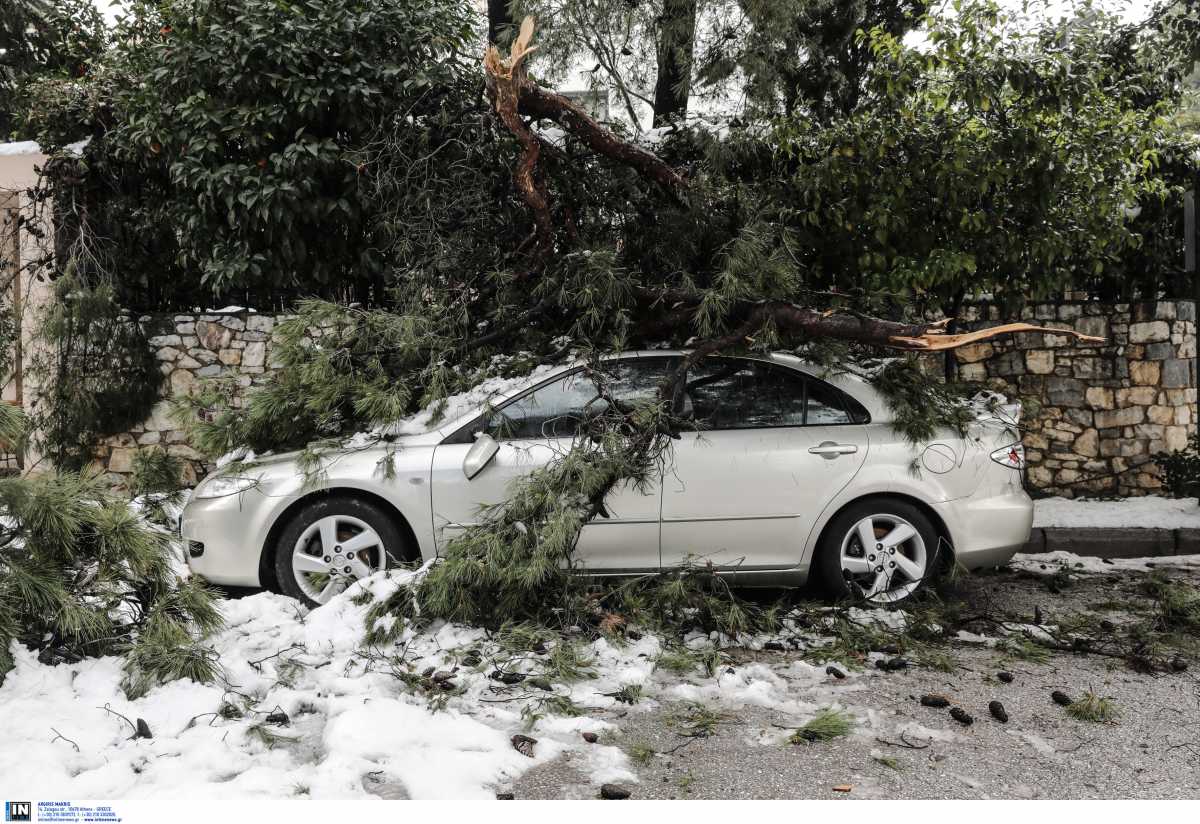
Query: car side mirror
463 432 500 479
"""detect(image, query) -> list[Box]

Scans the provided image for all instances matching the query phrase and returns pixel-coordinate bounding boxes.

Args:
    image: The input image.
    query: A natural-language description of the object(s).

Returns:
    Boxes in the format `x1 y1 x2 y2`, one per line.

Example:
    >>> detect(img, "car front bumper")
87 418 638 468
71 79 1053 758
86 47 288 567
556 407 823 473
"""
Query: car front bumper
180 490 272 587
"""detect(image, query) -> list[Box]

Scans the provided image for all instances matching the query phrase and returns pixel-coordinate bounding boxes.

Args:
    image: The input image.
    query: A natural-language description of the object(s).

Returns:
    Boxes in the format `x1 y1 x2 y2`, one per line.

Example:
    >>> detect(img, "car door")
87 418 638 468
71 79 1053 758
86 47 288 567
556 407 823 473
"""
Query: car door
659 358 869 570
429 356 675 571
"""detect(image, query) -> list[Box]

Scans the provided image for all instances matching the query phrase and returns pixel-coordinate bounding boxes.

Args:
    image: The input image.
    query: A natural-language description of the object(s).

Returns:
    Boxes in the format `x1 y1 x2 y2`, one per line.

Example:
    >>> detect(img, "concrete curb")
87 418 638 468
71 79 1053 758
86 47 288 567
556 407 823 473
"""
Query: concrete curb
1021 527 1200 559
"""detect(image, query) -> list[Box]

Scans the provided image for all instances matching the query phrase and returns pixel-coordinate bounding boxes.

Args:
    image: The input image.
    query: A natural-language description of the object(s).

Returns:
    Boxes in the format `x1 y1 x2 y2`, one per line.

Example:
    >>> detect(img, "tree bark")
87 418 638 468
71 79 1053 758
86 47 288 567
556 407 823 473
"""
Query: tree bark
652 0 698 127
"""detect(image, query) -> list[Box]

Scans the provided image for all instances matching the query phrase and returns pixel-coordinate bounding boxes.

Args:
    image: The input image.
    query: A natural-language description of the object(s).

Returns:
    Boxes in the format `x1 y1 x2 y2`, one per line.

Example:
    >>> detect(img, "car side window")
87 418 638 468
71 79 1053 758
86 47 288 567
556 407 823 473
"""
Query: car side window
806 378 853 425
685 359 807 429
683 359 866 429
488 358 675 440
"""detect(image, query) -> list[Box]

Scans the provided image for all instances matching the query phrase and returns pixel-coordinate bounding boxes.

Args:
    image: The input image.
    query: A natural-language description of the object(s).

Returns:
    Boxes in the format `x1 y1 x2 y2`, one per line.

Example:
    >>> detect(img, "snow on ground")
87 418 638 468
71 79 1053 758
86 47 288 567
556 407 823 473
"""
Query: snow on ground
0 569 911 800
1011 550 1200 574
1033 496 1200 529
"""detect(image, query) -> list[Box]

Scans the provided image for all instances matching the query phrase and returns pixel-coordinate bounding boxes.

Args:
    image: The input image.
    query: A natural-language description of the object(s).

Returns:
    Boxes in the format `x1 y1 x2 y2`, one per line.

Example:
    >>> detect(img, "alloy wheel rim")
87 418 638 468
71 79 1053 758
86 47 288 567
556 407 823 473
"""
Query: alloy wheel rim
838 513 928 603
291 514 386 604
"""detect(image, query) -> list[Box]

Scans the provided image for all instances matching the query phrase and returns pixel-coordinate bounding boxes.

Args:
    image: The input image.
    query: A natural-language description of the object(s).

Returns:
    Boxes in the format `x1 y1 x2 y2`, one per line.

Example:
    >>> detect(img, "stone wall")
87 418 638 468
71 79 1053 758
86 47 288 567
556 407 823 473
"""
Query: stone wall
94 301 1199 498
950 299 1196 497
94 311 279 487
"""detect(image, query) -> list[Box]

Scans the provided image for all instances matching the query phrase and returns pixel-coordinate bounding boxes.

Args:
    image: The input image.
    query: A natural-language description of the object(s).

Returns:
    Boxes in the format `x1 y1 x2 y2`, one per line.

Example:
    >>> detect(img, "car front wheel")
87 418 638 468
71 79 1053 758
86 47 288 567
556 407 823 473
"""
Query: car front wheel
274 496 411 607
814 497 942 605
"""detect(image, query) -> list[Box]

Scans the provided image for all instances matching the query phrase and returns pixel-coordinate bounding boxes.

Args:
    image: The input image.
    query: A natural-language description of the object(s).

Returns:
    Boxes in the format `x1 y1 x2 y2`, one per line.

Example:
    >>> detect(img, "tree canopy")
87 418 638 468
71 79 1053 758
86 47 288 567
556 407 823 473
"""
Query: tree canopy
0 0 106 139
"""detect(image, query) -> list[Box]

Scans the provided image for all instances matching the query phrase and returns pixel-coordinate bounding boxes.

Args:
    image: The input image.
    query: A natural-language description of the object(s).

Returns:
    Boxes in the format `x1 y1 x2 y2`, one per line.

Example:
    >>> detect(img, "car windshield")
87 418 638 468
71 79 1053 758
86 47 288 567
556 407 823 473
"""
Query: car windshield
487 358 676 440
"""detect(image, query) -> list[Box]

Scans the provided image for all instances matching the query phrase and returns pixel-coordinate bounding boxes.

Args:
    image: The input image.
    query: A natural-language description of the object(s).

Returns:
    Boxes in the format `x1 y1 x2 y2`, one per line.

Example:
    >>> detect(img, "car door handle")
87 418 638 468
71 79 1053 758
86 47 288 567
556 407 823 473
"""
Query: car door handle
808 442 858 458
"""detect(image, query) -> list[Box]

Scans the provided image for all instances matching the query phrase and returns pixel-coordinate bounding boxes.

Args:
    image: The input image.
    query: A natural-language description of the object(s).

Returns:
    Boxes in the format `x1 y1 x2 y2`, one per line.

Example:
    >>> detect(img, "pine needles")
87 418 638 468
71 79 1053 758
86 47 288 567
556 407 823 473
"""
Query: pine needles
789 708 854 743
0 450 223 691
1065 690 1119 723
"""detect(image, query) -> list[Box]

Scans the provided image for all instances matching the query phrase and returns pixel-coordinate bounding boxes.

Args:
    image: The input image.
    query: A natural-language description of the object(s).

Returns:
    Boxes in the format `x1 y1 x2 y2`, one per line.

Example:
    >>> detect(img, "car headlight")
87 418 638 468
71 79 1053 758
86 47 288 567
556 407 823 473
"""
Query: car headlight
193 474 260 499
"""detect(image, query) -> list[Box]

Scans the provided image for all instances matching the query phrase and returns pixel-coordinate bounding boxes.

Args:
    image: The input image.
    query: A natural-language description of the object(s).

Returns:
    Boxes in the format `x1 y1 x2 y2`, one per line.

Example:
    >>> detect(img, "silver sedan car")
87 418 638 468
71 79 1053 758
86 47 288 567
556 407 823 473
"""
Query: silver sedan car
181 352 1033 605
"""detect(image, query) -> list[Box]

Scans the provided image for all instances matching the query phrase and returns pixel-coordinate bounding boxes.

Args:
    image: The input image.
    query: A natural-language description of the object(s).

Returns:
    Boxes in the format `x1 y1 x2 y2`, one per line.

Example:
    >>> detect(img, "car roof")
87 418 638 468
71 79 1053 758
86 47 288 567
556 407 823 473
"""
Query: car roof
423 350 889 440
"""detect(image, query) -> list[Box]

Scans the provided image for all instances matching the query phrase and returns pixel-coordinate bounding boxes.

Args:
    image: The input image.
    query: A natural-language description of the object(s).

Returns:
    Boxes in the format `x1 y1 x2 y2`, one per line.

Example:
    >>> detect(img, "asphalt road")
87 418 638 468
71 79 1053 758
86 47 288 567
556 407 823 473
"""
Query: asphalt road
512 562 1200 800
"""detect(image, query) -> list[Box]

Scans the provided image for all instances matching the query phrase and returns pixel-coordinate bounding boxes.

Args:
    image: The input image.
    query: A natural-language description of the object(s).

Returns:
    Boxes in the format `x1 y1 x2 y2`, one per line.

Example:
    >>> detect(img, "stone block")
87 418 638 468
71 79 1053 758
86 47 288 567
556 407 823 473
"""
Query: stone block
243 342 266 368
196 321 233 351
1045 377 1086 408
1085 387 1114 409
957 342 994 363
958 363 987 382
1073 428 1098 457
1161 359 1192 388
247 315 275 333
1129 321 1169 343
1064 408 1093 427
1148 405 1173 425
1166 426 1190 452
108 447 136 474
1026 350 1054 374
1144 342 1173 361
1115 386 1156 407
1095 406 1144 428
170 369 196 395
1129 360 1160 385
1075 316 1108 339
1072 358 1113 380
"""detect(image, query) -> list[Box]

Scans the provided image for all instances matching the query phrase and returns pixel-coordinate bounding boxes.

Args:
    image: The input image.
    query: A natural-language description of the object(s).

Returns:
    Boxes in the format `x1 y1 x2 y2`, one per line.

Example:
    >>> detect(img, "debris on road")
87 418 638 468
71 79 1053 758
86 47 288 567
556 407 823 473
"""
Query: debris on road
950 707 973 725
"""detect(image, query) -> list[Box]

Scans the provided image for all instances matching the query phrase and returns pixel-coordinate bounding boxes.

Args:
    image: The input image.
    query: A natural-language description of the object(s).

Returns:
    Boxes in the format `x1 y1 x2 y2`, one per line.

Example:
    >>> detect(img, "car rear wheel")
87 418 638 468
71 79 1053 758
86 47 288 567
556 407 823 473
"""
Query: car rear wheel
814 498 941 605
274 496 412 607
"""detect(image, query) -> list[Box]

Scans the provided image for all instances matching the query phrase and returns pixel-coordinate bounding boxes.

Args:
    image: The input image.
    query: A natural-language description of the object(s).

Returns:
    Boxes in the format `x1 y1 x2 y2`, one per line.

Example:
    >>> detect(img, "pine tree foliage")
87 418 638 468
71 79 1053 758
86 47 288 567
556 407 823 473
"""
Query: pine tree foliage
0 469 223 691
0 410 222 690
28 274 162 471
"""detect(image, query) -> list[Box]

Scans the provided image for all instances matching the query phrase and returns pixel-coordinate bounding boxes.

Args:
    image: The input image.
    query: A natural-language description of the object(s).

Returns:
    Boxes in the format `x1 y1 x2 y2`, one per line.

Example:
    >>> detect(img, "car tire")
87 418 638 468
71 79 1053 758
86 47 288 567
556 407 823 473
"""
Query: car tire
814 497 943 605
274 496 413 608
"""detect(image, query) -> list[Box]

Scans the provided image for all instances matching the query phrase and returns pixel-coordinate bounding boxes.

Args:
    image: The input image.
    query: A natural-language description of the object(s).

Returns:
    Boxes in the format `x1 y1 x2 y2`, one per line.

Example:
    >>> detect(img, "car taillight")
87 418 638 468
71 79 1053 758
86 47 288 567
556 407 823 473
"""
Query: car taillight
989 443 1026 469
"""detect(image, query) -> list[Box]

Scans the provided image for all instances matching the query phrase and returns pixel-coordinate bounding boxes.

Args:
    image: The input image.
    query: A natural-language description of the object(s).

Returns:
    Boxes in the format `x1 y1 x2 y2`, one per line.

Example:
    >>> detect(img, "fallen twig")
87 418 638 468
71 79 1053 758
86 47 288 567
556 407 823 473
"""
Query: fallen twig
875 731 931 750
50 727 80 752
98 703 138 736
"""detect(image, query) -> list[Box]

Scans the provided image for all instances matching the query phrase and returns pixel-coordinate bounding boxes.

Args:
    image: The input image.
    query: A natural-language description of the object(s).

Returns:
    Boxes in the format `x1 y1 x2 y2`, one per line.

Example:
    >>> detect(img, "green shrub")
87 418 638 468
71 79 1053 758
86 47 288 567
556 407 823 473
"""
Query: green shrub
1156 434 1200 500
